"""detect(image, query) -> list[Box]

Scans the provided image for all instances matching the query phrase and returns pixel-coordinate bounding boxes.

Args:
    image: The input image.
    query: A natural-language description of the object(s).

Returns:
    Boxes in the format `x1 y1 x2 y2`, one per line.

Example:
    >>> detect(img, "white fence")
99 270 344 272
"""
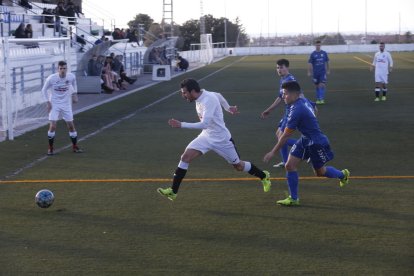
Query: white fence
227 43 414 56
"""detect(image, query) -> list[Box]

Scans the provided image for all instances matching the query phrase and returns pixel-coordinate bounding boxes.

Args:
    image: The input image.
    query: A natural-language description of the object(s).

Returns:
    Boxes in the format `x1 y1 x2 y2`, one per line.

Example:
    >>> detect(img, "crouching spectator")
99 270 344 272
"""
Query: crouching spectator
175 55 189 71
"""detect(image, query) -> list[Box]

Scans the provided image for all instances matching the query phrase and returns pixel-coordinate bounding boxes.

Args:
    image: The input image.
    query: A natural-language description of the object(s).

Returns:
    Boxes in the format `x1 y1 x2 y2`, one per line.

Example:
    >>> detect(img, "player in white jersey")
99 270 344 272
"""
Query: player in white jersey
157 78 271 201
371 42 393 101
42 60 83 155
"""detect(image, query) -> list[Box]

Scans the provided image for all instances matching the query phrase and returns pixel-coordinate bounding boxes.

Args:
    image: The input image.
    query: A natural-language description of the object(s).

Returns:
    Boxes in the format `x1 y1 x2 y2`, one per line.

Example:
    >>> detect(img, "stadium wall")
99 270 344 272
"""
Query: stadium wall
227 43 414 56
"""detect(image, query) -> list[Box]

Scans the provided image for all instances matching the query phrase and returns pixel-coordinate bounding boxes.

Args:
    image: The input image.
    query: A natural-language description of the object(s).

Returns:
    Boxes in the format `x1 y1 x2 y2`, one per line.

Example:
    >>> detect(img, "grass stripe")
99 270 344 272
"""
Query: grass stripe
1 175 414 184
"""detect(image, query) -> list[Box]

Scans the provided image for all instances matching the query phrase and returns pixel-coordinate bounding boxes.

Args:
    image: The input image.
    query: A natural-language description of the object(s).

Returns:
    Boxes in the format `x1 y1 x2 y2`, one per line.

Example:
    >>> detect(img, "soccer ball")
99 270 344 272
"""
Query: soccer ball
35 189 55 208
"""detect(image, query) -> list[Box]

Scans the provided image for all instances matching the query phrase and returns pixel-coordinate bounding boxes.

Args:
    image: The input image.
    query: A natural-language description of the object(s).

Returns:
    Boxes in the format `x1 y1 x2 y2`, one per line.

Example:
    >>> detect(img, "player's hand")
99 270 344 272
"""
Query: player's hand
307 72 311 77
228 106 239 115
260 111 270 119
263 151 275 163
168 118 181 128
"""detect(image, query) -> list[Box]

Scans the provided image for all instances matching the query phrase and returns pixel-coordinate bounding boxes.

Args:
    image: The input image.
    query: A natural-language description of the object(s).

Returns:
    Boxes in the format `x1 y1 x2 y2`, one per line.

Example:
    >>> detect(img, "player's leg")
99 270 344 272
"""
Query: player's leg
47 105 59 155
319 75 327 103
374 72 382 101
47 121 57 155
277 154 301 206
274 127 287 168
61 106 82 153
214 138 271 192
65 120 82 153
313 77 321 103
381 84 387 100
381 77 388 101
310 144 350 187
157 136 207 201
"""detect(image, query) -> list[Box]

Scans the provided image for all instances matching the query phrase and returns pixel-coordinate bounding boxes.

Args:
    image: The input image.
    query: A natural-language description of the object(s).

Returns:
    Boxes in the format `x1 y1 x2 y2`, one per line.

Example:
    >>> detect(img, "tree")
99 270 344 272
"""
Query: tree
178 15 249 50
404 31 412 43
127 14 154 31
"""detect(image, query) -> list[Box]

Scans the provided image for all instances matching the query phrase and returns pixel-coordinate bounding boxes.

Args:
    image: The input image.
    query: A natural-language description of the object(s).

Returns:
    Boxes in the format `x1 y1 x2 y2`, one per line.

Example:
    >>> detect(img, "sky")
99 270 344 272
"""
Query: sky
83 0 414 36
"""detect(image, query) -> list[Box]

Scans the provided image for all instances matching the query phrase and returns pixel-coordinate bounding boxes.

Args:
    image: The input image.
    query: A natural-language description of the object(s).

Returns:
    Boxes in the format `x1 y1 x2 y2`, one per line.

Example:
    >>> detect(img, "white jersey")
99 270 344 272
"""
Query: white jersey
42 72 77 106
372 50 393 74
181 89 231 143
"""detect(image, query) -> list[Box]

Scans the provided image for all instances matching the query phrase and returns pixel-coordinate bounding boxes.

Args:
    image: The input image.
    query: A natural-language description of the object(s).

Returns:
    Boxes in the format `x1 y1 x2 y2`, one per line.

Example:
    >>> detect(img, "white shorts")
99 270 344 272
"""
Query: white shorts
186 135 241 164
375 72 388 84
49 104 73 122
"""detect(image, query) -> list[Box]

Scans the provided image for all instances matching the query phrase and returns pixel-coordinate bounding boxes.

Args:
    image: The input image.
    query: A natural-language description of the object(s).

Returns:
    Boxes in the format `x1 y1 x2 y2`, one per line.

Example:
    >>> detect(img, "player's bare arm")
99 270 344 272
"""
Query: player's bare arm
263 128 294 163
72 94 78 103
261 97 281 119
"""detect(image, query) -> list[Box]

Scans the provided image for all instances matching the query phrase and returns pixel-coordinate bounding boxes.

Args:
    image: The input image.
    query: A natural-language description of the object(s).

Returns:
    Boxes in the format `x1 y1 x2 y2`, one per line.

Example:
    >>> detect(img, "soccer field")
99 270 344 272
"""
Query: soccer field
1 53 413 274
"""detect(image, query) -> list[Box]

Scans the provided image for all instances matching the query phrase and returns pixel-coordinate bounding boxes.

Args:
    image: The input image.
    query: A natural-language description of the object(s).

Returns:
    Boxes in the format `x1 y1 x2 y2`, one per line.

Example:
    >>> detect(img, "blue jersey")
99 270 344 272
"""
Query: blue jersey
308 50 329 75
277 73 296 130
286 97 328 145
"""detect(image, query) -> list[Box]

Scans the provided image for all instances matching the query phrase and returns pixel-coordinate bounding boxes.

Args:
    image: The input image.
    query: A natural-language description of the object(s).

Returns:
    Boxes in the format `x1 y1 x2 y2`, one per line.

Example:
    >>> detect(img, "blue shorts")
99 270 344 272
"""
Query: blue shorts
312 73 327 85
290 138 334 169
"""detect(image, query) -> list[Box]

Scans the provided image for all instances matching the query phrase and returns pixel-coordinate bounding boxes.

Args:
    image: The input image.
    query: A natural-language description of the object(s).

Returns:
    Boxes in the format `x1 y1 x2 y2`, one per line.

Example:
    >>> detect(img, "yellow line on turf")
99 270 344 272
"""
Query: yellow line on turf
353 56 372 65
1 175 414 184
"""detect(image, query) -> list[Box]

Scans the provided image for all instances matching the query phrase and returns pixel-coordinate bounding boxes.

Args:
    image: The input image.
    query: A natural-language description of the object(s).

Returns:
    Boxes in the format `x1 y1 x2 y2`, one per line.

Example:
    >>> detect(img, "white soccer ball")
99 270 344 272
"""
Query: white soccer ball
35 189 55 208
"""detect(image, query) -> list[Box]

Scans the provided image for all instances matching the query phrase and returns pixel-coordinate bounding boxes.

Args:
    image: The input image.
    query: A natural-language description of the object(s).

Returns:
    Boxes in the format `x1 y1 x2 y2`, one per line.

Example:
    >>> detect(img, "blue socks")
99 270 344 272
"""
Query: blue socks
287 171 299 200
324 166 344 179
316 87 326 100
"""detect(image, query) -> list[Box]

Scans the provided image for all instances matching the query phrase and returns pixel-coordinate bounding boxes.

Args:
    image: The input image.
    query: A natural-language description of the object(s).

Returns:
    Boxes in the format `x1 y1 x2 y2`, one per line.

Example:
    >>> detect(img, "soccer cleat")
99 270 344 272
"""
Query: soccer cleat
276 196 300 206
374 97 380 102
339 169 350 187
73 145 83 153
319 99 325 104
261 170 271 192
315 100 321 104
381 96 387 101
47 147 54 156
273 161 285 168
157 187 177 201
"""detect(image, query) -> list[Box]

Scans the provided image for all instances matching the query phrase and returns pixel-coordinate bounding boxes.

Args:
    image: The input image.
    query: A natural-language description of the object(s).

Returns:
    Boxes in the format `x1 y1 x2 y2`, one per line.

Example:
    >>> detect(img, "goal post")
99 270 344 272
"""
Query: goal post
0 37 71 141
200 33 213 64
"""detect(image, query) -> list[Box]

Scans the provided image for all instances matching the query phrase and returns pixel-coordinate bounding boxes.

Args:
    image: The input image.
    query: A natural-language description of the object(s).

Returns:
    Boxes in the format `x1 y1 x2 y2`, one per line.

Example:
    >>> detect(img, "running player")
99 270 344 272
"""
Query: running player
371 42 393 101
42 60 83 155
261 58 297 168
263 81 349 206
157 78 271 201
308 40 330 104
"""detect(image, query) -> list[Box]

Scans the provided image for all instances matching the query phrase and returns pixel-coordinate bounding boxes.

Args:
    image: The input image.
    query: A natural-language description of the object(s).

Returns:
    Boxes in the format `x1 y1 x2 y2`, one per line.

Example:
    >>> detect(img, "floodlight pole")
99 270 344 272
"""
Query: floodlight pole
224 18 227 51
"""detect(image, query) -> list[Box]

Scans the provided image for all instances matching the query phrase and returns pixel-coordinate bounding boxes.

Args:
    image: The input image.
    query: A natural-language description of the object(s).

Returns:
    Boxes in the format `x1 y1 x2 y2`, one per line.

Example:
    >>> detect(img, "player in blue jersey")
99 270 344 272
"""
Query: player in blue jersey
261 59 297 168
263 81 349 206
308 40 330 104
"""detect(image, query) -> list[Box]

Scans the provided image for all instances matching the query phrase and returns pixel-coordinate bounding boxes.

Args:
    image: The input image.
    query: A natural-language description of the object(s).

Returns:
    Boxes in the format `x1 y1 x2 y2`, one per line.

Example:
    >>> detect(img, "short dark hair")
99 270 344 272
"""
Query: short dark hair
315 40 321 44
281 81 301 94
58 60 67 67
380 42 385 45
180 78 200 93
276 58 289 67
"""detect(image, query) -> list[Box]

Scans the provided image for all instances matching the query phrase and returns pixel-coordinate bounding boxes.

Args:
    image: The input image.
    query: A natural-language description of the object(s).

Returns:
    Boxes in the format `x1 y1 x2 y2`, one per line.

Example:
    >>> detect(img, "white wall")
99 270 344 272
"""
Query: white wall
229 44 414 56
